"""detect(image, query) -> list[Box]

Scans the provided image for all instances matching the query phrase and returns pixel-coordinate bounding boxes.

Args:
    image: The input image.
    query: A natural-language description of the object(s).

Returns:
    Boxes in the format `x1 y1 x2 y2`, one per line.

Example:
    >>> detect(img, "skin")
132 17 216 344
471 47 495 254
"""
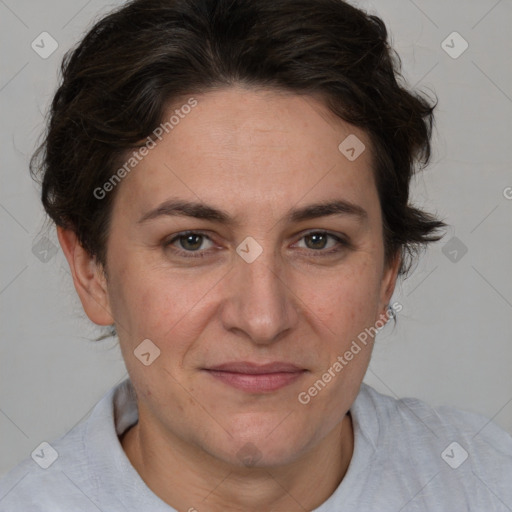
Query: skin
58 86 400 512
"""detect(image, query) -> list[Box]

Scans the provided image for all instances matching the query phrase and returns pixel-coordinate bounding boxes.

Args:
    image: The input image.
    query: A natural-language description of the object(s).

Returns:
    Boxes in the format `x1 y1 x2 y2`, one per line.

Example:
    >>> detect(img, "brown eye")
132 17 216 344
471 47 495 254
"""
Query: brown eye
177 234 204 251
296 231 348 254
163 231 215 258
304 232 330 250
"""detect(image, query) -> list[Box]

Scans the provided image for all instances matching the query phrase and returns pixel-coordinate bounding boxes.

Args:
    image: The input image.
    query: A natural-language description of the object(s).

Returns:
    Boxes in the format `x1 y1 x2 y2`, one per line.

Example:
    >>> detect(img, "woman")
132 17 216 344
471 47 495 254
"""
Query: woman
1 0 511 510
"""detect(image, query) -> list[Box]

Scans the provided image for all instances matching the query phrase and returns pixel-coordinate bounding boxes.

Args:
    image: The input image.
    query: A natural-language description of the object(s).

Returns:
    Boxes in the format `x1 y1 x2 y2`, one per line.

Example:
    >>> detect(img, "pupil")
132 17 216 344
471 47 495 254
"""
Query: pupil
180 234 328 251
308 233 326 249
182 234 202 250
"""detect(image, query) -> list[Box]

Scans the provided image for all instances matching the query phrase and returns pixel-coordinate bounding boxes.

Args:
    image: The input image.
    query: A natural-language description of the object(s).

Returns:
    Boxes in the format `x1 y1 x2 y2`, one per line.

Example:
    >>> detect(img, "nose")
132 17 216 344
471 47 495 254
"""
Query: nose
219 245 299 346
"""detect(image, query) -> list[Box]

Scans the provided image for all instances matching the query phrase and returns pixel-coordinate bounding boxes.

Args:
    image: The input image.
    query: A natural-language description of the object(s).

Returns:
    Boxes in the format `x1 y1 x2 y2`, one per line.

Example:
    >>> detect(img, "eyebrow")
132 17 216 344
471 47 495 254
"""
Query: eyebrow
138 198 368 225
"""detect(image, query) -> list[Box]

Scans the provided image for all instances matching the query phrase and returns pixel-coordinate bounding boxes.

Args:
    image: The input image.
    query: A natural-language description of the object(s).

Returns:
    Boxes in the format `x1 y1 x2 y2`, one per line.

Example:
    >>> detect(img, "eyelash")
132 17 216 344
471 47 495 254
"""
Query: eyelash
163 230 350 259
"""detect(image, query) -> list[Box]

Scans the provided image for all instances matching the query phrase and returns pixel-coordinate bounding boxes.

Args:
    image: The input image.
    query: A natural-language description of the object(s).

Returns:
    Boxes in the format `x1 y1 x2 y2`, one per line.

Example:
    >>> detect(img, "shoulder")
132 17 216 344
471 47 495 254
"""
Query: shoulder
351 383 512 509
0 382 127 512
0 422 94 511
366 383 512 452
358 382 512 462
358 382 508 432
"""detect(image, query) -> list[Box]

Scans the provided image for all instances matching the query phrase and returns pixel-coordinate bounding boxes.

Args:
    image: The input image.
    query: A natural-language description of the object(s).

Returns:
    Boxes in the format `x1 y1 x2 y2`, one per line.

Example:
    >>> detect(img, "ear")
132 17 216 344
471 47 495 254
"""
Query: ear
56 226 114 326
377 250 401 322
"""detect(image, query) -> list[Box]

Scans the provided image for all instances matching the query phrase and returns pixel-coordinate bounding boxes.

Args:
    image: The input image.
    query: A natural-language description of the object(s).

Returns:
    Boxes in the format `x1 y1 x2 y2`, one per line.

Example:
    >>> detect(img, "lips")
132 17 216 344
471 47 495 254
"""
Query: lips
203 362 307 392
206 362 304 374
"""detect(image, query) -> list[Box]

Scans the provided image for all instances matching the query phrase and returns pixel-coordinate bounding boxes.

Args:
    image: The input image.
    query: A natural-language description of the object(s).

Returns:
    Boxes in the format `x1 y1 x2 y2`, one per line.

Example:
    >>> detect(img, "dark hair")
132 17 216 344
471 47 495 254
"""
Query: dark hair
31 0 446 278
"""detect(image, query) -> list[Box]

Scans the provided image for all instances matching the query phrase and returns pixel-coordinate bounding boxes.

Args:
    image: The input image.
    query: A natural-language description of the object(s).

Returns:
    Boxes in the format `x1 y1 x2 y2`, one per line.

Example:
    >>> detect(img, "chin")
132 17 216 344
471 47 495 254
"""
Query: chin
206 425 314 469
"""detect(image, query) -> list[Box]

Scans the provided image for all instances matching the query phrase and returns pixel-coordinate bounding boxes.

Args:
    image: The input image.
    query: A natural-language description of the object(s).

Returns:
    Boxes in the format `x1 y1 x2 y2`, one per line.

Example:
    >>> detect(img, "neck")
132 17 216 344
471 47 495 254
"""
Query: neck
121 412 353 512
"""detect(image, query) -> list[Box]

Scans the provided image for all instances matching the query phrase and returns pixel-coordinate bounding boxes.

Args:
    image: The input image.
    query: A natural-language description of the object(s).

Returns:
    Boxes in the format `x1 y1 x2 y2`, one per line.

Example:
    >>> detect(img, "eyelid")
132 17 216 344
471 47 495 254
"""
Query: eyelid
164 230 216 258
291 230 351 255
164 229 350 258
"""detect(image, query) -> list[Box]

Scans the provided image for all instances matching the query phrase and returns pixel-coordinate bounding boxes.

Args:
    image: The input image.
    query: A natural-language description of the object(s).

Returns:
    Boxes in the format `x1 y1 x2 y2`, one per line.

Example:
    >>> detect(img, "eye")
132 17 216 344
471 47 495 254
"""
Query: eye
164 231 215 258
163 230 350 260
294 231 349 255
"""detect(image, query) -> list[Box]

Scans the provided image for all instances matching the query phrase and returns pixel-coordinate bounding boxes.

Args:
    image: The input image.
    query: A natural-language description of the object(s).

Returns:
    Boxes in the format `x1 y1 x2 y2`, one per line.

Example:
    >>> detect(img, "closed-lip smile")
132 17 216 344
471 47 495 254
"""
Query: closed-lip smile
203 361 308 392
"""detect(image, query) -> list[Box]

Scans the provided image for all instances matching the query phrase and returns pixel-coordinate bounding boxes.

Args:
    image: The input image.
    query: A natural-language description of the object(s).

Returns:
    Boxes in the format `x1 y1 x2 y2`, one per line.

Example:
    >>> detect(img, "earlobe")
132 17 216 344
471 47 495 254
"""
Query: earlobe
379 251 401 321
56 226 114 326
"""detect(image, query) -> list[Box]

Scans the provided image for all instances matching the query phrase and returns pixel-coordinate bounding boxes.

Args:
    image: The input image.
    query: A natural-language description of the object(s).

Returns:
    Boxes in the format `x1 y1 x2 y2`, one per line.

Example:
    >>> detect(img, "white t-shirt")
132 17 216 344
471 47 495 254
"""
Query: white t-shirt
1 378 511 511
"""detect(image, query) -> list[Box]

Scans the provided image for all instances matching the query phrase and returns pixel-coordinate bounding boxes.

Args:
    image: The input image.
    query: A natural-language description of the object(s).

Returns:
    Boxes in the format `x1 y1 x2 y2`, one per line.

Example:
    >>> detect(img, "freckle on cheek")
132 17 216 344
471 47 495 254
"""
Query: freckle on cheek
139 388 151 399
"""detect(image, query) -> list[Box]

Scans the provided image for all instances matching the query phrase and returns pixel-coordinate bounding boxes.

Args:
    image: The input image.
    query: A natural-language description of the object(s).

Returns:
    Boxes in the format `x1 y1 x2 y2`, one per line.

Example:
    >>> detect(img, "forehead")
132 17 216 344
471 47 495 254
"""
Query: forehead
114 87 379 222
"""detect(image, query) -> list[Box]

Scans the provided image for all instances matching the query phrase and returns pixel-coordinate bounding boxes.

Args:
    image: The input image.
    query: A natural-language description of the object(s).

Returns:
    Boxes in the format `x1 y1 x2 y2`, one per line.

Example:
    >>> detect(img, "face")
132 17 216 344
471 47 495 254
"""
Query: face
86 87 398 467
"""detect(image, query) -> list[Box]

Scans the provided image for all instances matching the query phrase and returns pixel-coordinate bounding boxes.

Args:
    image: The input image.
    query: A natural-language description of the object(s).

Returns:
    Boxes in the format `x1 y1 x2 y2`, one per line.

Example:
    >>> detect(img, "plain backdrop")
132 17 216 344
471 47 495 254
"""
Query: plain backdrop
1 0 511 477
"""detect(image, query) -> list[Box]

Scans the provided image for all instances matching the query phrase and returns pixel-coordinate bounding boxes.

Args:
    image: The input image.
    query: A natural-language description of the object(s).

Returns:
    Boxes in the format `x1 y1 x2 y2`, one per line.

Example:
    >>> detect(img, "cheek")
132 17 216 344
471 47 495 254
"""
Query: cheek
299 260 382 338
109 260 222 350
296 264 381 412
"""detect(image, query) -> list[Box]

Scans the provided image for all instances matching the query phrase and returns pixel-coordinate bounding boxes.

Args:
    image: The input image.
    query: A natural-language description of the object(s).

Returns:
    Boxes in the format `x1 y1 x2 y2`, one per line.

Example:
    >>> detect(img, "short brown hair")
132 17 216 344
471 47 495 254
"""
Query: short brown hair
31 0 446 277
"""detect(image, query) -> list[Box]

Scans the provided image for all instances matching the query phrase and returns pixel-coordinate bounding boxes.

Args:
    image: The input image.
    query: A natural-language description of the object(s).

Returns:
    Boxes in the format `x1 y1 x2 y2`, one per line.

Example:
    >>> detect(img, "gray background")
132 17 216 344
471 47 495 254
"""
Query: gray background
1 0 511 477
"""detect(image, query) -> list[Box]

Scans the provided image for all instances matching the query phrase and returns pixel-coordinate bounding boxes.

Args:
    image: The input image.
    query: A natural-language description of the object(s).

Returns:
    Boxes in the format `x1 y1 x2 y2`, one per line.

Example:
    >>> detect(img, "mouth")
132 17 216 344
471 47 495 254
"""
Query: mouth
202 362 308 393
